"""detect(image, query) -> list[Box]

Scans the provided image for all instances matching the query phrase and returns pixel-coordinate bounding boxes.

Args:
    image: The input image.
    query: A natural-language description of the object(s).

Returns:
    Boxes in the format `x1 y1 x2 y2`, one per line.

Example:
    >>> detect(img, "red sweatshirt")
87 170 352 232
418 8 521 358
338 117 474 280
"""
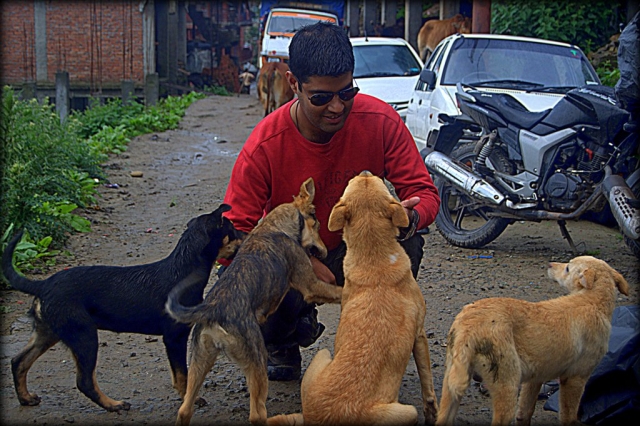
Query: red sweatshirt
223 93 440 251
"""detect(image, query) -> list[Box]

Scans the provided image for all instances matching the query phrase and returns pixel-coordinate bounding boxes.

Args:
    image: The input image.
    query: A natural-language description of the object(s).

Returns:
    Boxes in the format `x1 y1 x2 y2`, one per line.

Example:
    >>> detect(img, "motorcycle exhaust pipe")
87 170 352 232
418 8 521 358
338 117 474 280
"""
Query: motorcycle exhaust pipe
425 151 506 205
602 170 640 240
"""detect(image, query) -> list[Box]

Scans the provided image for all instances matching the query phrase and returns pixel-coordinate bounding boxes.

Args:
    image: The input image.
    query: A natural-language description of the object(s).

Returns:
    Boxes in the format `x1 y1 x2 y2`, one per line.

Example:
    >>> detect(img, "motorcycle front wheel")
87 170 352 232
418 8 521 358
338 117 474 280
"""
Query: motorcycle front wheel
623 178 640 259
435 143 513 248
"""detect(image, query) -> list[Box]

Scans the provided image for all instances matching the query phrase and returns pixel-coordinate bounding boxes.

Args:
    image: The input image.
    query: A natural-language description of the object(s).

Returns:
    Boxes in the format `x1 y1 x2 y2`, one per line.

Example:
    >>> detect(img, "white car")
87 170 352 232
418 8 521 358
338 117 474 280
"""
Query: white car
406 33 601 152
351 37 424 121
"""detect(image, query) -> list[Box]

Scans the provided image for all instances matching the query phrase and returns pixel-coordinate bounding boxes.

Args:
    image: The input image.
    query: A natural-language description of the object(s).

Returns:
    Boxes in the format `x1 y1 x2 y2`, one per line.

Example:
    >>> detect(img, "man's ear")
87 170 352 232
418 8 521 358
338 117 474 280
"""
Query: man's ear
285 70 299 93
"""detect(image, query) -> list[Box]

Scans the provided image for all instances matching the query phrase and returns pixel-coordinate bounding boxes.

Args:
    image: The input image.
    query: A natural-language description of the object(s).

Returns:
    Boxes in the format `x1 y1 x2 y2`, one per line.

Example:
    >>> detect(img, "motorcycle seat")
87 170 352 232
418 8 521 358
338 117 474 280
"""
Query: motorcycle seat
479 92 550 130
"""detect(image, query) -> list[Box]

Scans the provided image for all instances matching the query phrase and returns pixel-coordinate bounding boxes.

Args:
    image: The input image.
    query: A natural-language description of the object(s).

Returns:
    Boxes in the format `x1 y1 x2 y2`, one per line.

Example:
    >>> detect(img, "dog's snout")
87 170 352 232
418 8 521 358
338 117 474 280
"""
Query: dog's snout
359 170 373 177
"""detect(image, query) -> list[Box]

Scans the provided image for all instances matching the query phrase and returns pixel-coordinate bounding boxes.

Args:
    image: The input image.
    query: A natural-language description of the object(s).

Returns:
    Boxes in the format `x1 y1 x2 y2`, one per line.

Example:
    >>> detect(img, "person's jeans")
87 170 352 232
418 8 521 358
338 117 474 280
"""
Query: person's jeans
261 233 425 347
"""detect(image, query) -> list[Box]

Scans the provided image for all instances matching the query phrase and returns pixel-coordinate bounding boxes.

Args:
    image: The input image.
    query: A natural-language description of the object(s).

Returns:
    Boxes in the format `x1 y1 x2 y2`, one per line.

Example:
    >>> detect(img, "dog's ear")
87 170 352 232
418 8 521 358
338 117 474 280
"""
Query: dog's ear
611 269 630 296
298 178 316 204
389 200 410 228
578 268 596 290
328 201 348 231
214 203 232 217
208 204 232 226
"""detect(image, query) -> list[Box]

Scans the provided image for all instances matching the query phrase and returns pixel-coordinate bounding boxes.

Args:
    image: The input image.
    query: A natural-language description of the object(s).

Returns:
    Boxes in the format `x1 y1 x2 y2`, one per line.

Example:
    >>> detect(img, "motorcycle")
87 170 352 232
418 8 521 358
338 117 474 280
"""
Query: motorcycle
422 83 640 259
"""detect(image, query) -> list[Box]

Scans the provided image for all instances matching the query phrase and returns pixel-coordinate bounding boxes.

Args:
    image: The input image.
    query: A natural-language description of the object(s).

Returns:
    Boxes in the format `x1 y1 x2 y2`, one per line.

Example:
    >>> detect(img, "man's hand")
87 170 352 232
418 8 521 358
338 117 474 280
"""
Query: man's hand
401 196 420 220
310 256 336 285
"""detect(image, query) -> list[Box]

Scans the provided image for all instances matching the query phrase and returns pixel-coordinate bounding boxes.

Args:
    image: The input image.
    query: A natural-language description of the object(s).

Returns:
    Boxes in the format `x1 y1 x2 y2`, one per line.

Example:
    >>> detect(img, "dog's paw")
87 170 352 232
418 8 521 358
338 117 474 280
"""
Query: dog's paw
423 399 438 426
106 400 131 412
194 396 207 407
18 393 42 406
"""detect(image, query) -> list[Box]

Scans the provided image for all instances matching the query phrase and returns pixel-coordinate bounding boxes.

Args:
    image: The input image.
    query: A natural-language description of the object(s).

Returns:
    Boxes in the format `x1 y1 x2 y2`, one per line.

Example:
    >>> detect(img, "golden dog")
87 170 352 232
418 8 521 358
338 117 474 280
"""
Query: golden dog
268 170 438 425
437 256 630 426
166 178 342 426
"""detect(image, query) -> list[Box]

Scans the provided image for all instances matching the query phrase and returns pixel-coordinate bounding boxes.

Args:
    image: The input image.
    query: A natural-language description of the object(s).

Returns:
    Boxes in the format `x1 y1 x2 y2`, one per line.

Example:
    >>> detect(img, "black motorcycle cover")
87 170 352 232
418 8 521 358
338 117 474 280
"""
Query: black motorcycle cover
544 305 640 424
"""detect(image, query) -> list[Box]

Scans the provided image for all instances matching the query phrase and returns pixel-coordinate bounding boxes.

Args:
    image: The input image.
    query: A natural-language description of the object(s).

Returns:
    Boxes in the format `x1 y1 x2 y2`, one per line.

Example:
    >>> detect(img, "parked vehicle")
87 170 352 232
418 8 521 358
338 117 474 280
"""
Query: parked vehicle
423 83 640 258
259 6 339 68
351 37 423 121
406 33 600 152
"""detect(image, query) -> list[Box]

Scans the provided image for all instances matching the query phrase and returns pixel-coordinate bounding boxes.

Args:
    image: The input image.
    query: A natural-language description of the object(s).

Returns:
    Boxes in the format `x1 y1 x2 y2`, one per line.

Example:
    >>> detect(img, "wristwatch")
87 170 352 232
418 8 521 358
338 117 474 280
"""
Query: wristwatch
397 209 419 242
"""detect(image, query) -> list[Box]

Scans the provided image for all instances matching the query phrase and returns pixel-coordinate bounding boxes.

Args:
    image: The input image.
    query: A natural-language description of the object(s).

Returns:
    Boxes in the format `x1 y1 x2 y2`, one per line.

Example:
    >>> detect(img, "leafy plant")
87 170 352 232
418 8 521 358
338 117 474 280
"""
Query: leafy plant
88 124 130 155
203 85 232 96
1 87 103 244
491 0 624 54
32 200 92 233
12 231 61 270
596 60 621 87
1 86 205 279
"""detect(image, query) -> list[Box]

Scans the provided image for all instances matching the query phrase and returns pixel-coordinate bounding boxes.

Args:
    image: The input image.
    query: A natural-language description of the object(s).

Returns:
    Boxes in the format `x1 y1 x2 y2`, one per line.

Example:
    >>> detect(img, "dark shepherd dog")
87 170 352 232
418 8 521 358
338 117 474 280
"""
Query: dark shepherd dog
165 178 343 426
1 204 242 412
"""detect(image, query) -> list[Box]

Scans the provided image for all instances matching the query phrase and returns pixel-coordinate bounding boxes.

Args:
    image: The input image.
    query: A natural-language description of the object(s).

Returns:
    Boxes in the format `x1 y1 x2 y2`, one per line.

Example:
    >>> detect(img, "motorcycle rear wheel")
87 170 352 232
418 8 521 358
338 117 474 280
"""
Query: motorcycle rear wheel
623 178 640 259
435 143 513 248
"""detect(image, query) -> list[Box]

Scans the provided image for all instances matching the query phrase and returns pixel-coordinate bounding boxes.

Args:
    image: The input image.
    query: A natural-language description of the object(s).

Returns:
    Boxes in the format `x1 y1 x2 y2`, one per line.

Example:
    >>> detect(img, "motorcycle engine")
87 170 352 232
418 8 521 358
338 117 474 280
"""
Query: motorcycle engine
544 173 583 210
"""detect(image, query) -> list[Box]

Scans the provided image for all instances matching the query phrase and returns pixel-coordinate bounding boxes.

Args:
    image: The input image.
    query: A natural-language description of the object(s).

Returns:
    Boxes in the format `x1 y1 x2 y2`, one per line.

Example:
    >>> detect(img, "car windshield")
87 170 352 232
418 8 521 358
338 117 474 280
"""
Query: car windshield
441 38 600 92
267 14 335 35
353 44 422 78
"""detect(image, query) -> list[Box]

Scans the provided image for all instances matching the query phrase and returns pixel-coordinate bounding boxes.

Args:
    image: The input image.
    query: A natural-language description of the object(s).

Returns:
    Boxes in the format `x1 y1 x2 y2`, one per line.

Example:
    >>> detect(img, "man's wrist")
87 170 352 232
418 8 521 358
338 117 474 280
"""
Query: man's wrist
397 210 419 242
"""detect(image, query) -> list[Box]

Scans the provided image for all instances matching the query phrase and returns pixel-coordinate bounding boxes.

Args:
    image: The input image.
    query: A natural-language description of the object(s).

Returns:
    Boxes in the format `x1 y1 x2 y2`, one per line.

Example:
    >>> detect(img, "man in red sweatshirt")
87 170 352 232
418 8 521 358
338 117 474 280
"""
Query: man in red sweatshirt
222 22 440 381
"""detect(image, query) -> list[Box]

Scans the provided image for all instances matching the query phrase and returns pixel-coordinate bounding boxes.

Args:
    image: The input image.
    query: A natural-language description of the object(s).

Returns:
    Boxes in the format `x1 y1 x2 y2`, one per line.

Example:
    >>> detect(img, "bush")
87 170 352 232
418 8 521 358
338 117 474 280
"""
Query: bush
1 87 101 245
491 0 624 54
0 87 207 275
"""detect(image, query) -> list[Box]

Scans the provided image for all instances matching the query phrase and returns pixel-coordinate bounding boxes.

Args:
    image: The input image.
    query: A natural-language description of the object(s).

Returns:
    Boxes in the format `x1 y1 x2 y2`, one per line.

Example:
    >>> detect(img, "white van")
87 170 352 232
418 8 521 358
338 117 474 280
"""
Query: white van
259 7 338 68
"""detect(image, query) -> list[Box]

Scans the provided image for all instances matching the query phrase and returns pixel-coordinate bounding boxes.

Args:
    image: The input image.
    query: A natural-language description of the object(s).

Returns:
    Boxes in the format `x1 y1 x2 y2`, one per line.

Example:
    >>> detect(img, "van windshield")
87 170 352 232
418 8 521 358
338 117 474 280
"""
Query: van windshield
441 38 600 91
267 12 336 35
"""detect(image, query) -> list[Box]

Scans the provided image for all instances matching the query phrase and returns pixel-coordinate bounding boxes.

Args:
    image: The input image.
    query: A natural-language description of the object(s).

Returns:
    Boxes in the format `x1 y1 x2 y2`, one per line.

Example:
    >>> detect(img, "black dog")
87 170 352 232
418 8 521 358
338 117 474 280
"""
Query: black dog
1 204 241 412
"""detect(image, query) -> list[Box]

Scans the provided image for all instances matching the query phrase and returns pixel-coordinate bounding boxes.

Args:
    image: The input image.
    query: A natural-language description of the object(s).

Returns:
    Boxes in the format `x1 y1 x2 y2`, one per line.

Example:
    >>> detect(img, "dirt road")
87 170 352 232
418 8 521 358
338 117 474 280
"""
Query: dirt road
1 93 637 425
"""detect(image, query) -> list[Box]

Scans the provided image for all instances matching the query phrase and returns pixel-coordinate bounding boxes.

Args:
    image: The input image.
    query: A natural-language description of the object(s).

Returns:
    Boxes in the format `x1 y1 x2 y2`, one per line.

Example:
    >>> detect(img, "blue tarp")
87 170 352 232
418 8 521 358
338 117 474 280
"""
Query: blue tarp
544 305 640 424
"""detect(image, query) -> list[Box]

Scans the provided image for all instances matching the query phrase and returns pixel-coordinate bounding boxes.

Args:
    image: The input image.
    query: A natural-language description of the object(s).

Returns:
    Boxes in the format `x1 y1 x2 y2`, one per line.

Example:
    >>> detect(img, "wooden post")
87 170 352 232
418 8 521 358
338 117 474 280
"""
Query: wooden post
472 0 491 34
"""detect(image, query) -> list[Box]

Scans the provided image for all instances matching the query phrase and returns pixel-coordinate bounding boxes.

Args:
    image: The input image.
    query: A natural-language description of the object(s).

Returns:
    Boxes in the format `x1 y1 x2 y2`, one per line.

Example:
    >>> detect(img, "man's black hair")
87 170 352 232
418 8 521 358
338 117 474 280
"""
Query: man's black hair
288 22 354 84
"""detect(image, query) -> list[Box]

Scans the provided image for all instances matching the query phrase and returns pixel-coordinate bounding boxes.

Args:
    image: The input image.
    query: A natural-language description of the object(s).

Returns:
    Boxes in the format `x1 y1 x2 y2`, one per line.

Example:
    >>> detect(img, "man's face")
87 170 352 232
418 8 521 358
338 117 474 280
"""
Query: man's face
287 71 357 143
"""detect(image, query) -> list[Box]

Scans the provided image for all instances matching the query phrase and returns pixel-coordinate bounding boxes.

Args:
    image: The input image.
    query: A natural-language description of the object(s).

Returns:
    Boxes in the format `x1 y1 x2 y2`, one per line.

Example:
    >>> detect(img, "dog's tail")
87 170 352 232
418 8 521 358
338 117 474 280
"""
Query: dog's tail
437 328 474 425
165 270 213 325
1 230 43 296
266 413 304 426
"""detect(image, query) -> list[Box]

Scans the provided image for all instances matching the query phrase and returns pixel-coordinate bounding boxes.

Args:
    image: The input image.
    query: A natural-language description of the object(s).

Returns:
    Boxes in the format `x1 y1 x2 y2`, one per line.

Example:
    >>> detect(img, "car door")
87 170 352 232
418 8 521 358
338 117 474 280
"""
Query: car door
407 40 449 151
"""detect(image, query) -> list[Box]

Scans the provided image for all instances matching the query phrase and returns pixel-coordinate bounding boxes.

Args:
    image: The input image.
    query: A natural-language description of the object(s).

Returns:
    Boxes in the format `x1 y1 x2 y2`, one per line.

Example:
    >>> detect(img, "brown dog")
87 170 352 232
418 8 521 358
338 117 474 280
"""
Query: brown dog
417 14 471 62
258 61 294 116
165 177 342 426
268 170 438 426
437 256 630 426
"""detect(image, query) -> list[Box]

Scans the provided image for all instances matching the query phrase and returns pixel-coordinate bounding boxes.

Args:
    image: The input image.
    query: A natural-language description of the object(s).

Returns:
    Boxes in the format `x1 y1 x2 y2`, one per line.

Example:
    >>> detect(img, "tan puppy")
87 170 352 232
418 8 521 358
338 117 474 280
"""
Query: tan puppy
437 256 630 426
268 170 438 426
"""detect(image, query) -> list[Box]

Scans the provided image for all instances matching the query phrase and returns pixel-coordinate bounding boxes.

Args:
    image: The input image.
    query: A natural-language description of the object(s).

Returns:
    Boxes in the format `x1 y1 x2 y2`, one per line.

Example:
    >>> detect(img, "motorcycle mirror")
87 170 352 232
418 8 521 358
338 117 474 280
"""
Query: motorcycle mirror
456 82 475 103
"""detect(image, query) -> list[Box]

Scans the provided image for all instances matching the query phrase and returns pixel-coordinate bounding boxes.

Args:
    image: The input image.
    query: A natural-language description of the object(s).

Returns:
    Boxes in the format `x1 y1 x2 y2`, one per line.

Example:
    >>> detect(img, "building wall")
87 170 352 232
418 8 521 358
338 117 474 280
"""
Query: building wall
1 0 145 89
0 1 37 83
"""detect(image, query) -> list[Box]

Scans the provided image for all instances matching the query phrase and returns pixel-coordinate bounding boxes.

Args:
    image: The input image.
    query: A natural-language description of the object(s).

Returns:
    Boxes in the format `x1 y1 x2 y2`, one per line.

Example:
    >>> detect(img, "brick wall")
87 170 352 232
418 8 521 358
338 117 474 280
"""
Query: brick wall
0 1 36 83
1 0 145 88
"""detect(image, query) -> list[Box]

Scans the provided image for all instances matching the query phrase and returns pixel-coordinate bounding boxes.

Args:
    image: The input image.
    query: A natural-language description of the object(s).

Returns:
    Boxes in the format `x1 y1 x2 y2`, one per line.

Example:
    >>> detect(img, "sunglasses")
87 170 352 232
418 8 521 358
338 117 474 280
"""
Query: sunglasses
297 79 360 107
